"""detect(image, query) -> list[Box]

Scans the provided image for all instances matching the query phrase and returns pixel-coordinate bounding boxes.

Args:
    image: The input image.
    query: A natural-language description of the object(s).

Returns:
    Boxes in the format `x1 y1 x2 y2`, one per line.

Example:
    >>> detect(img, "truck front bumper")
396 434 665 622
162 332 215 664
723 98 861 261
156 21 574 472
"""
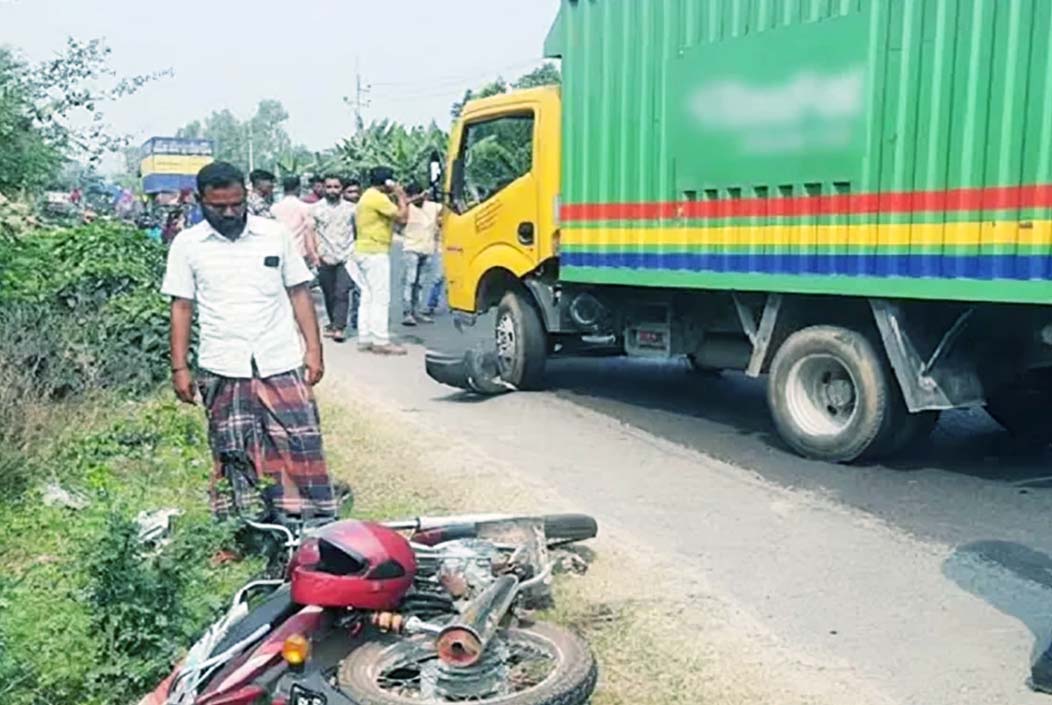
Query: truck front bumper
424 349 515 396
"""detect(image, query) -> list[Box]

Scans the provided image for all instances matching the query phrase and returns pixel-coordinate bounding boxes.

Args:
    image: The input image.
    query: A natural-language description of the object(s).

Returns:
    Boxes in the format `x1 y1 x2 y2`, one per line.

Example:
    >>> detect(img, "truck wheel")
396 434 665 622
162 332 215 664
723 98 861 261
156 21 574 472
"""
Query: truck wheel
767 326 894 463
495 290 548 390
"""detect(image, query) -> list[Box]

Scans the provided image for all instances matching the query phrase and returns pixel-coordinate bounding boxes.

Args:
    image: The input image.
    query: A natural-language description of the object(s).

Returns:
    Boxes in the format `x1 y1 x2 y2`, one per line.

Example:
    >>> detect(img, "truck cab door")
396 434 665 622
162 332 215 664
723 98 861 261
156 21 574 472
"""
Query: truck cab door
442 110 540 313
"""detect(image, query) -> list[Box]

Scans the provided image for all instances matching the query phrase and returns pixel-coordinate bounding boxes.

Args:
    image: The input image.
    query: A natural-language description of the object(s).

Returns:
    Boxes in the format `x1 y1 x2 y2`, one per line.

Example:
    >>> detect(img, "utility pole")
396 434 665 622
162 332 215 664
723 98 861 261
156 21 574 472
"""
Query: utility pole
247 121 255 173
352 57 371 129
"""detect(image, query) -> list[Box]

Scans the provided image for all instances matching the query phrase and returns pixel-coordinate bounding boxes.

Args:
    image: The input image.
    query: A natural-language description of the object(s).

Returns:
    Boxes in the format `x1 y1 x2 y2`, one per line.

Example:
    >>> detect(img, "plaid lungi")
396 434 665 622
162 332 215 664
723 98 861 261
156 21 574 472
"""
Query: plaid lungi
197 368 337 518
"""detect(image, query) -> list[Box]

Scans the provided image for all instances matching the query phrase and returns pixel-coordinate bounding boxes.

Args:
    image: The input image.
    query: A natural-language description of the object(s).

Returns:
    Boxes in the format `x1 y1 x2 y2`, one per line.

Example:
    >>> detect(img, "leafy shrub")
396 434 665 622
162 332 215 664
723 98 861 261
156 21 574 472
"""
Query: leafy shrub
0 221 169 396
0 222 170 502
1 221 165 305
0 400 258 705
82 509 239 695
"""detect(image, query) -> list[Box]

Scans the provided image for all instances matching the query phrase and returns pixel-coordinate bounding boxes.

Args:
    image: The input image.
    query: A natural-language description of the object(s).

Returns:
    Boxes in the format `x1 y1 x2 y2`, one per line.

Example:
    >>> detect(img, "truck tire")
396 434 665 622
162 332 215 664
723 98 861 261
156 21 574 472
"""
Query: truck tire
495 290 548 390
767 325 894 463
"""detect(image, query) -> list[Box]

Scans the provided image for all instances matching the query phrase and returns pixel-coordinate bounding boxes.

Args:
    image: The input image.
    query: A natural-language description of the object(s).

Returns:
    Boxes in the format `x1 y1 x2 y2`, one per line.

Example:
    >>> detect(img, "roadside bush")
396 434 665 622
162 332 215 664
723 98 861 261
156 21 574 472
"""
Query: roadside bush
0 221 169 394
0 400 258 705
82 510 240 696
0 222 169 503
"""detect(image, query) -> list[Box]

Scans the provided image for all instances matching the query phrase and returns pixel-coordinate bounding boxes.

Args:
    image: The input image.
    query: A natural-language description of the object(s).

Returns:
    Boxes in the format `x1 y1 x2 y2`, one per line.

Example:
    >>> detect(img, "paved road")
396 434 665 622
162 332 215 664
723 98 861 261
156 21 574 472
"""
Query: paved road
321 255 1052 703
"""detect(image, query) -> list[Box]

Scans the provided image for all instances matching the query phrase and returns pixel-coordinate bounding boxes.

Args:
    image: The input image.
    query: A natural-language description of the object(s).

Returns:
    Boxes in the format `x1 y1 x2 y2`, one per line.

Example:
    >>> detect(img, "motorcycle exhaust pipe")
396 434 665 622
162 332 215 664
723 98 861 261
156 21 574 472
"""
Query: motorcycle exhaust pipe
435 575 519 667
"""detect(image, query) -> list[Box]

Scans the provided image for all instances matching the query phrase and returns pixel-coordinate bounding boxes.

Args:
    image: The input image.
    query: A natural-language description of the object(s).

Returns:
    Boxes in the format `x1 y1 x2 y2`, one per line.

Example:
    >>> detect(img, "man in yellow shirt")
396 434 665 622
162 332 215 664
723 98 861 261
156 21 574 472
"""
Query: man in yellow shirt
351 166 409 355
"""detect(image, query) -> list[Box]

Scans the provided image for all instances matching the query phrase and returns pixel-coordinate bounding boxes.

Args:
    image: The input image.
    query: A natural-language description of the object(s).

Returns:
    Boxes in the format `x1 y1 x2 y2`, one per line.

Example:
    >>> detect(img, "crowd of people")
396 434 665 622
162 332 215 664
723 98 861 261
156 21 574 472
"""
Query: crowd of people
165 164 446 355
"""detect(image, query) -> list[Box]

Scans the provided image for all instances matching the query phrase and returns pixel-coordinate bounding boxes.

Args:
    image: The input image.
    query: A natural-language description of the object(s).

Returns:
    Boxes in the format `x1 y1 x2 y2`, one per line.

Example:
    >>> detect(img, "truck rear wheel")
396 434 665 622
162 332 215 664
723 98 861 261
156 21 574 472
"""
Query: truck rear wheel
495 290 548 390
767 326 894 463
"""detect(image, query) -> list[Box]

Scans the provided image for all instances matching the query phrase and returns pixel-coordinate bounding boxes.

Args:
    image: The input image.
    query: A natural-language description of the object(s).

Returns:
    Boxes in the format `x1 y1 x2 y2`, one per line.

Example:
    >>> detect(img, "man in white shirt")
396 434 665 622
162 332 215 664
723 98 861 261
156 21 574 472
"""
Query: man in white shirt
310 175 358 342
162 161 336 519
272 175 319 265
400 184 442 326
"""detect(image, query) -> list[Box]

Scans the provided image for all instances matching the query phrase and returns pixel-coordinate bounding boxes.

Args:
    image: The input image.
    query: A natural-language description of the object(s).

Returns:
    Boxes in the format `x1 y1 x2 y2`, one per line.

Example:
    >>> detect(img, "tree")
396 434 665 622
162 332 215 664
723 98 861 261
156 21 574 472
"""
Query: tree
450 78 509 120
248 100 292 169
514 63 561 90
0 38 167 195
174 100 309 175
174 121 202 140
449 63 560 119
0 50 60 194
335 120 448 186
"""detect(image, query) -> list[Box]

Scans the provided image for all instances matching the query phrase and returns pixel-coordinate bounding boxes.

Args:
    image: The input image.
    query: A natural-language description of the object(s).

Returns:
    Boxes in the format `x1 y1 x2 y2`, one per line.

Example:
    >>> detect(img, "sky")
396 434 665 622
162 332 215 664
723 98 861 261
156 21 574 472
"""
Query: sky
0 0 561 161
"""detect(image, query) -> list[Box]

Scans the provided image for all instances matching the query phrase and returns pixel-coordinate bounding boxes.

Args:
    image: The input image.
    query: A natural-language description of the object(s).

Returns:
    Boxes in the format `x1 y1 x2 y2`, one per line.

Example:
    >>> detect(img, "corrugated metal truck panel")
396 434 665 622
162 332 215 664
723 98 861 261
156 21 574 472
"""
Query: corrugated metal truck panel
547 0 1052 304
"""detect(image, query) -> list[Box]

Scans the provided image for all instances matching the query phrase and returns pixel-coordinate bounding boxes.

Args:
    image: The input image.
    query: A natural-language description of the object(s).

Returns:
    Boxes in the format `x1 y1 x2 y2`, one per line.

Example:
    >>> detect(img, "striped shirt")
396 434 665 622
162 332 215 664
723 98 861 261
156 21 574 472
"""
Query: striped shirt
310 199 357 265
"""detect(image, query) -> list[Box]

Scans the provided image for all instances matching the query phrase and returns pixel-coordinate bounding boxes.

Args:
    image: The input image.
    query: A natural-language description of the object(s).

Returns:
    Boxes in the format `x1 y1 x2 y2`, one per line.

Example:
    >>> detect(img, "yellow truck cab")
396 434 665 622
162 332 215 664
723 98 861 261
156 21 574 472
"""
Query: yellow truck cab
442 87 561 313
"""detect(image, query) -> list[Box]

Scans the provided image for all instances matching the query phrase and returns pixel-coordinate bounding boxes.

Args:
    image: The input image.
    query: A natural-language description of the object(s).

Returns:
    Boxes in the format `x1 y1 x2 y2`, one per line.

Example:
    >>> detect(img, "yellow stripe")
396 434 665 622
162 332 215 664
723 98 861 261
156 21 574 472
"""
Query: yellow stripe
140 155 214 177
561 221 1052 248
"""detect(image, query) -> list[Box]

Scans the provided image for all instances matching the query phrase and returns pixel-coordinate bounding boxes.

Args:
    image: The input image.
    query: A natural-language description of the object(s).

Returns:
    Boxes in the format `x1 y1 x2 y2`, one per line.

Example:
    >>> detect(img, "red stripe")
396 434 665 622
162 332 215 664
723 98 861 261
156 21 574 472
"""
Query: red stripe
560 184 1052 222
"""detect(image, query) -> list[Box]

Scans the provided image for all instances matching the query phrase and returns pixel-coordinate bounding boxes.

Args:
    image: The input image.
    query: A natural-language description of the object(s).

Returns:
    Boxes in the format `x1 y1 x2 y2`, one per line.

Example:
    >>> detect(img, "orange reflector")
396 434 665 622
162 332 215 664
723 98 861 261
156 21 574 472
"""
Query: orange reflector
281 634 310 667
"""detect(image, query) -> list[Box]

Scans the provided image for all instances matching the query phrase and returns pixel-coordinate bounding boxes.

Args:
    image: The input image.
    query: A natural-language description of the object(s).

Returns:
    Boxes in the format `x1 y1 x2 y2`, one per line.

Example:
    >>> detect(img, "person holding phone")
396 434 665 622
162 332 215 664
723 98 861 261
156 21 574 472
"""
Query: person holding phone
400 183 442 326
351 166 410 355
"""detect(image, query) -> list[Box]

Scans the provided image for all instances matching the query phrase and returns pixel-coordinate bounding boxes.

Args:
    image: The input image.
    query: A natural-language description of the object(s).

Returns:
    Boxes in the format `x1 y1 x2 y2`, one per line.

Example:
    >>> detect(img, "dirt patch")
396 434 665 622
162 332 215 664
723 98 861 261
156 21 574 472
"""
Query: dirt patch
318 379 880 705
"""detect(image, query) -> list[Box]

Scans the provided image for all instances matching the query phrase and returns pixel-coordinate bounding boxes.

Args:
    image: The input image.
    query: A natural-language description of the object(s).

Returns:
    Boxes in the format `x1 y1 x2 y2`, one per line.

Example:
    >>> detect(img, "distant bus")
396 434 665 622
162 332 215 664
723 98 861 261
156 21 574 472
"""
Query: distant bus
140 137 214 194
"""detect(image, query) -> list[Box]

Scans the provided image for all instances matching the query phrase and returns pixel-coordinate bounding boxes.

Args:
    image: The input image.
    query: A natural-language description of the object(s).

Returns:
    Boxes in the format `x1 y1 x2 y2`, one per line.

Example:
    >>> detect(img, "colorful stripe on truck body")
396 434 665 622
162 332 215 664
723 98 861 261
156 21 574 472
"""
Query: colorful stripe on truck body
559 184 1052 304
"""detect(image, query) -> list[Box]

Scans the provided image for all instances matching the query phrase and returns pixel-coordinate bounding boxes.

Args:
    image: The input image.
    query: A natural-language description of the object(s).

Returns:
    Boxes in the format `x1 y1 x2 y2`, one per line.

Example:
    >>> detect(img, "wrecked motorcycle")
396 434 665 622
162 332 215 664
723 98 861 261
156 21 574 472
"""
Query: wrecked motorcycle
138 497 599 705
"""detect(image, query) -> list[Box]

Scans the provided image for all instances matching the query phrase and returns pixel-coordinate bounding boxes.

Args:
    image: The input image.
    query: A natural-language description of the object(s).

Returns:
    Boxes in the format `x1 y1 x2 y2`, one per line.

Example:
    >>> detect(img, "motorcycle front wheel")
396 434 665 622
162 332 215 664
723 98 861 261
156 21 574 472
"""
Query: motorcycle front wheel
337 622 597 705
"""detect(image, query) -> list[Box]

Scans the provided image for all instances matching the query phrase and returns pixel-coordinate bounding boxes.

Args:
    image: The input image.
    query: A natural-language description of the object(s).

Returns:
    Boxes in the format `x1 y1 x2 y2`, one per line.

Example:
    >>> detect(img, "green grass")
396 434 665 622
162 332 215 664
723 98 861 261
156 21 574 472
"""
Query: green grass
0 395 261 705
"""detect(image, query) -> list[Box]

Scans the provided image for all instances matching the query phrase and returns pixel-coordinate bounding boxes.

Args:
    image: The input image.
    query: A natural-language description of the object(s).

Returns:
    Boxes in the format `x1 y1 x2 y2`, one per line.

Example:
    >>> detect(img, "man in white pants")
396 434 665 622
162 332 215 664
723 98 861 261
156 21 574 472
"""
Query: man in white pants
351 166 409 355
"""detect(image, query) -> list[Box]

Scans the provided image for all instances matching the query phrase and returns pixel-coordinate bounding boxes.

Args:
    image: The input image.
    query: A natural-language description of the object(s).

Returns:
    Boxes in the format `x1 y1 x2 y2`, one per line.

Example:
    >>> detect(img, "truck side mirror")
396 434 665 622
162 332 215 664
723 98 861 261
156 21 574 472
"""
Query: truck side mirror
428 150 443 186
428 150 444 202
450 157 465 211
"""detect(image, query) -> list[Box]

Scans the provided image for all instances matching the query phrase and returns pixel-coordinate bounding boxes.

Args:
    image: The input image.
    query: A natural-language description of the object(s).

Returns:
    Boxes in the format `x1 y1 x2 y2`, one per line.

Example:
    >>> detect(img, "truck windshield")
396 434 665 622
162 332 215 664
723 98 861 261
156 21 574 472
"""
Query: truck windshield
454 112 534 213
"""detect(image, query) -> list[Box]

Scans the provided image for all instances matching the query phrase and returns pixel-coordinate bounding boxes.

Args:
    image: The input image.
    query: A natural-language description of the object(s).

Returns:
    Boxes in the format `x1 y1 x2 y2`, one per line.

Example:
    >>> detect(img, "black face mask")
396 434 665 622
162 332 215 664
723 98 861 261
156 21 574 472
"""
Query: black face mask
203 209 247 240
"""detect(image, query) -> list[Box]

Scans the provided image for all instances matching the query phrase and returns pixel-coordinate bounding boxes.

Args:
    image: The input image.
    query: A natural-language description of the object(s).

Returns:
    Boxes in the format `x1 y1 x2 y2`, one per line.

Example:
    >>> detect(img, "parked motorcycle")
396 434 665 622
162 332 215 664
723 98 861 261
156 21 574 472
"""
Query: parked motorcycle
138 474 599 705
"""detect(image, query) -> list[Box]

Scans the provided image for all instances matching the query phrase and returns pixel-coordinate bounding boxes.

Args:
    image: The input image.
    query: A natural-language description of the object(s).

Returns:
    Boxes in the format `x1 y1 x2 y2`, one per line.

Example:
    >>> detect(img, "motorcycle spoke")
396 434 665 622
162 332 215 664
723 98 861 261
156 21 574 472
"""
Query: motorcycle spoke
371 633 558 702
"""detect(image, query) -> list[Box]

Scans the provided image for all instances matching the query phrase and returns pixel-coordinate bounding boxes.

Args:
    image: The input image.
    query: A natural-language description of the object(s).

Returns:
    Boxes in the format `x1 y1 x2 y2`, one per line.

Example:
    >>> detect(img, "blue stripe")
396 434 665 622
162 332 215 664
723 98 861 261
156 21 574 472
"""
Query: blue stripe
559 252 1052 281
142 174 196 193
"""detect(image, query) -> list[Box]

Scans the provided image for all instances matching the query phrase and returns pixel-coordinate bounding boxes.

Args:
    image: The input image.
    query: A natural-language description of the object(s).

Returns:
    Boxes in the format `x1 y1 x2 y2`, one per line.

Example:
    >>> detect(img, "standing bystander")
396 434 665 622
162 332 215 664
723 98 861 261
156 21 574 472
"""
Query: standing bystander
400 183 442 326
342 179 362 205
341 177 363 327
302 175 325 204
272 175 319 266
311 175 357 342
352 166 409 354
247 169 276 218
162 161 336 518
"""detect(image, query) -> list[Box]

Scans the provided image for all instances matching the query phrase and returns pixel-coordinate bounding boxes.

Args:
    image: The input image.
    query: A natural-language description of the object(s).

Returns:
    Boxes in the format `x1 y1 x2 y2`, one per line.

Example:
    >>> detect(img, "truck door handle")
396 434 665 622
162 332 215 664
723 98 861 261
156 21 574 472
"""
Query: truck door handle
517 222 535 246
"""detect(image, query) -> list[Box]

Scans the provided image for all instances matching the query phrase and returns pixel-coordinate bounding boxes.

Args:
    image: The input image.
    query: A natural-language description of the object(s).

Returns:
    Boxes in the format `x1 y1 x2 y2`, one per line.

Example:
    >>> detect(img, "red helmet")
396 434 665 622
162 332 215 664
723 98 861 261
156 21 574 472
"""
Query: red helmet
290 520 416 610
